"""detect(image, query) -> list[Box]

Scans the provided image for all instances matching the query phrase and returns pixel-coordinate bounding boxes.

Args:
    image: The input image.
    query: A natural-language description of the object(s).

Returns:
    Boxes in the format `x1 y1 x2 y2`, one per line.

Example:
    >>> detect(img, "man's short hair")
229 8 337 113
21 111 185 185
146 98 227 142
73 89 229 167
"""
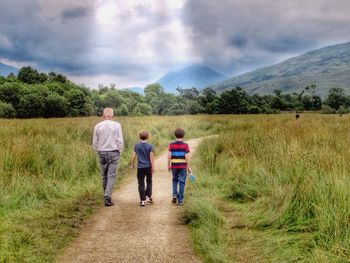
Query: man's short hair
139 131 149 140
174 128 185 139
103 108 114 118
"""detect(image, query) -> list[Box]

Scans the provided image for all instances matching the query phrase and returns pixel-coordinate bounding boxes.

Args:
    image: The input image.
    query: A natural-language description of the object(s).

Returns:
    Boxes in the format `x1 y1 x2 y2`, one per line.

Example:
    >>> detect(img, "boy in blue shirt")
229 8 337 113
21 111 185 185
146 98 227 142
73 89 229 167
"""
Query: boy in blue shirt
131 131 155 206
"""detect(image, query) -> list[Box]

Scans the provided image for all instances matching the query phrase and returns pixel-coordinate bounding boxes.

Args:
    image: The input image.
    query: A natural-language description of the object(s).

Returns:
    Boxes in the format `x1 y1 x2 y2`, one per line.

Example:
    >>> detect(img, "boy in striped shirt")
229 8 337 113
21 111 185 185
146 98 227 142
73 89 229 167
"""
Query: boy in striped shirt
168 128 192 206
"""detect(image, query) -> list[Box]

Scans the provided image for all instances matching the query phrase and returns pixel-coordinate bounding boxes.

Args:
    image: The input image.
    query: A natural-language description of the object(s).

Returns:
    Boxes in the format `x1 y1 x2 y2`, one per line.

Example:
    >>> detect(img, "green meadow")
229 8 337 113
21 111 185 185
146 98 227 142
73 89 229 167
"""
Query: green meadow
186 114 350 262
0 116 219 262
0 114 349 262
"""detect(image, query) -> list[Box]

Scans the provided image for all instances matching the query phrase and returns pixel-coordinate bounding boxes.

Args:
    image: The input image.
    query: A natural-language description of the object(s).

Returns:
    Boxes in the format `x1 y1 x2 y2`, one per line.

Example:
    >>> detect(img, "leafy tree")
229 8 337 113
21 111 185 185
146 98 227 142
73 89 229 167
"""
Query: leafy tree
324 87 347 110
132 103 152 116
17 93 46 118
39 73 48 83
48 72 67 83
321 105 336 114
0 82 24 108
302 95 322 110
199 87 219 114
116 104 129 116
144 83 171 115
44 94 69 118
176 87 200 100
248 105 261 114
175 87 203 114
64 89 87 116
337 105 348 116
144 83 165 97
305 84 318 110
271 90 288 110
6 72 16 81
0 101 16 118
218 87 250 114
101 90 124 108
83 97 98 116
47 82 67 96
17 66 42 84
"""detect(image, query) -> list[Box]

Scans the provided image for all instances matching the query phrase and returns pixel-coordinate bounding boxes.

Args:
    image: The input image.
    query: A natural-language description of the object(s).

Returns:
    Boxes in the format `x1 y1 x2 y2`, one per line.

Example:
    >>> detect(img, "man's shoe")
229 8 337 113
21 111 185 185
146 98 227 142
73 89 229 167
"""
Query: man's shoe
172 197 177 204
146 196 153 204
104 198 114 207
140 201 145 207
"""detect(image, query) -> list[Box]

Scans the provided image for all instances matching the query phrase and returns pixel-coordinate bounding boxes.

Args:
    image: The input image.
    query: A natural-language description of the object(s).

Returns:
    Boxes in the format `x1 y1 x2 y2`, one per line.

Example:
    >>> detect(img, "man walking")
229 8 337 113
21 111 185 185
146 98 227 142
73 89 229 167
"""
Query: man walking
93 108 124 206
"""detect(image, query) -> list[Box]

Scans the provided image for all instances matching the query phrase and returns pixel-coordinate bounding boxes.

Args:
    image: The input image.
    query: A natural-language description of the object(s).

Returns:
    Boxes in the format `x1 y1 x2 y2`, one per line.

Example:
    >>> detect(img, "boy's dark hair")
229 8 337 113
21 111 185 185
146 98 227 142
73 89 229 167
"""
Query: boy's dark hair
139 131 149 140
174 128 185 139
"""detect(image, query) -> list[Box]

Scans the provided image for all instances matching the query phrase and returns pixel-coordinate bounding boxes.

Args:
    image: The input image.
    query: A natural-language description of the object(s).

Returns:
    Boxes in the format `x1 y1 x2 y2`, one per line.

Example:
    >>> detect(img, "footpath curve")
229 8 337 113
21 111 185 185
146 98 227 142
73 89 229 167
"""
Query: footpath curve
58 138 204 263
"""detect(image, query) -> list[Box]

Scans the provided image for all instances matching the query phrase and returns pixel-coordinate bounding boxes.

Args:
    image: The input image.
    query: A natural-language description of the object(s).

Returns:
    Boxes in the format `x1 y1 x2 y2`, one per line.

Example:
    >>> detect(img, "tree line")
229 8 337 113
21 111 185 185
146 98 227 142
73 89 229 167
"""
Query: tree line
0 66 349 118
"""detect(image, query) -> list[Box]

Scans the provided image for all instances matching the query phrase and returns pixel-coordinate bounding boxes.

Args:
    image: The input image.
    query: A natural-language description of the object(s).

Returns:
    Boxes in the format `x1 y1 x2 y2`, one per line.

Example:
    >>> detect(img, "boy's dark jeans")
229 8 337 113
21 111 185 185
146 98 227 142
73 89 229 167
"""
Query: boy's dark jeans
172 168 187 203
137 167 152 201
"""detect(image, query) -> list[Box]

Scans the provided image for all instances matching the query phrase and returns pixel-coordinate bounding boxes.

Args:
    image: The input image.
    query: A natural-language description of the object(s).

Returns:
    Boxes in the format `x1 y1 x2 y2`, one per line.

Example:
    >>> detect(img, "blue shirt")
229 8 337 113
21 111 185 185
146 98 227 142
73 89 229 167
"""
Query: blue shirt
134 142 154 168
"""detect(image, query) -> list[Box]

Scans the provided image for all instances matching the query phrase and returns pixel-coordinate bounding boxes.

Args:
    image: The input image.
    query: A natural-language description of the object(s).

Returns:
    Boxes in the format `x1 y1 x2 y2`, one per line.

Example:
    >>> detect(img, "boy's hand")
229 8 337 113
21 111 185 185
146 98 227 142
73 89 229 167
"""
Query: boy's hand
168 167 172 173
151 168 155 174
131 164 135 169
188 167 192 174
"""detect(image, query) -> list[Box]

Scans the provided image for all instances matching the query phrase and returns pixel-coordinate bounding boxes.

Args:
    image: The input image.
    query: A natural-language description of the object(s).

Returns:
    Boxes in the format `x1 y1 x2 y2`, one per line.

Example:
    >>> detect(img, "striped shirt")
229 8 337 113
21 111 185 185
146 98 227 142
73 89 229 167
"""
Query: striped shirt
168 141 190 169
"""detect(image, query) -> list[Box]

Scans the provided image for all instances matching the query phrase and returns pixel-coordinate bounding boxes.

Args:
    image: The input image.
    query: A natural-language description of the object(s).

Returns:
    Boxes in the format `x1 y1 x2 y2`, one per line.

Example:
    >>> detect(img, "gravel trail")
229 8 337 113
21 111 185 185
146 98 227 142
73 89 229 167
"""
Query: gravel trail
58 138 204 263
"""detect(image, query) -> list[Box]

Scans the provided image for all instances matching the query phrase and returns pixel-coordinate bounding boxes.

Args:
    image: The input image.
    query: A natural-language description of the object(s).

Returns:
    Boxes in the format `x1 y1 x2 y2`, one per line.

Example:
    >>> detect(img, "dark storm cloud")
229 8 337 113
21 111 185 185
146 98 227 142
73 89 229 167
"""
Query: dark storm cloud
0 0 185 85
1 0 350 87
229 36 248 48
0 0 98 75
61 6 91 20
182 0 350 74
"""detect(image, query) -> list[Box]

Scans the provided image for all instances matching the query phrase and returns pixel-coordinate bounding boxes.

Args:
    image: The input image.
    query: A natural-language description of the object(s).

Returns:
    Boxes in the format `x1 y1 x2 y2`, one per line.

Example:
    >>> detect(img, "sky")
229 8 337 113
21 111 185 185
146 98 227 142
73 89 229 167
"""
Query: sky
0 0 349 88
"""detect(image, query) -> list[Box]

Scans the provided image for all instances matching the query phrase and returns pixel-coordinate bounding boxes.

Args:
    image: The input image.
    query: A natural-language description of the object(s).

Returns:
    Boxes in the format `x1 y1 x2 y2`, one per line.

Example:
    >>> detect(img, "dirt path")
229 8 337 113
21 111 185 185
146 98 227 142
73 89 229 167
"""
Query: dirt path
58 138 204 263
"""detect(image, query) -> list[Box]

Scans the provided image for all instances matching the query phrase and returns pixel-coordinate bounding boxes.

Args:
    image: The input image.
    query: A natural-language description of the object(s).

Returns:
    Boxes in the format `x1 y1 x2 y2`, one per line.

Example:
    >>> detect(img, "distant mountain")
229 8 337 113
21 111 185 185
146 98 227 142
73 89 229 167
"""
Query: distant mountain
211 42 350 97
157 64 226 93
0 63 18 76
121 87 144 95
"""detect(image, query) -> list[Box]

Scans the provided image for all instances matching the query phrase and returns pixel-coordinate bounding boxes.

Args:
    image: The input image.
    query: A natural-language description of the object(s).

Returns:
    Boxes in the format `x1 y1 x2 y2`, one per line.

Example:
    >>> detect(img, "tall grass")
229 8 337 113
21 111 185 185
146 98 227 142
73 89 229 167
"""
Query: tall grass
0 115 224 263
185 114 350 262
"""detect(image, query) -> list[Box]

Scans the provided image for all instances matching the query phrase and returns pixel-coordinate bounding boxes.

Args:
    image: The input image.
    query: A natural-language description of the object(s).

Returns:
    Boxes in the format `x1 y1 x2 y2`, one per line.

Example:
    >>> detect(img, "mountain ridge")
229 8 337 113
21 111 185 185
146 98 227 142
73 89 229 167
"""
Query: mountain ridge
210 42 350 96
157 64 226 93
0 63 18 76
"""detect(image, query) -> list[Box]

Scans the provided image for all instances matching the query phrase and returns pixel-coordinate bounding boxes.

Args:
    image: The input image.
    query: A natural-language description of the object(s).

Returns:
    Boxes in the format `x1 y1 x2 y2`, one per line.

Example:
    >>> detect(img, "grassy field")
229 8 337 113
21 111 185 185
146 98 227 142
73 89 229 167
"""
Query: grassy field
0 115 226 263
185 114 350 262
1 114 349 262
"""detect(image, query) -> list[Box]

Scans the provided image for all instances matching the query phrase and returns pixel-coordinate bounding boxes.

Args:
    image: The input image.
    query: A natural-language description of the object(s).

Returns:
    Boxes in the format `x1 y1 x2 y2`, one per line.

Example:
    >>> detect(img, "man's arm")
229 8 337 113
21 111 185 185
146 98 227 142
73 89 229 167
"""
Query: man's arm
150 152 155 174
116 124 124 151
185 153 192 173
131 151 136 168
92 126 99 151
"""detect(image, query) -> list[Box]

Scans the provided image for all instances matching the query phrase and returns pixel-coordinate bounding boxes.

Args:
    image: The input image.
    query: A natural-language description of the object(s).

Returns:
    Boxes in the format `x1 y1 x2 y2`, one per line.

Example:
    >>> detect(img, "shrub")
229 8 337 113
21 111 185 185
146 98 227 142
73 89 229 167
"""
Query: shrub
0 101 16 118
321 105 336 114
337 105 348 115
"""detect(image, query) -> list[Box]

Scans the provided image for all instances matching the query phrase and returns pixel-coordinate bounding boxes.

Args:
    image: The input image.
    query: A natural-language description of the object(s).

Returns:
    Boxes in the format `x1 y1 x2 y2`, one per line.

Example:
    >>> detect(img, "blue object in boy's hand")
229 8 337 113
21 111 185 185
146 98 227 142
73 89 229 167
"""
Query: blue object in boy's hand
189 173 195 182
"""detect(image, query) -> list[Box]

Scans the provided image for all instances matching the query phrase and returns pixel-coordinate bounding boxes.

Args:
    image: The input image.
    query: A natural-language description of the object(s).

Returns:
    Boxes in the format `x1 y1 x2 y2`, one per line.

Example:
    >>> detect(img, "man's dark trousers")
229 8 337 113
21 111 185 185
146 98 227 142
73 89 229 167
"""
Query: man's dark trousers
98 150 120 199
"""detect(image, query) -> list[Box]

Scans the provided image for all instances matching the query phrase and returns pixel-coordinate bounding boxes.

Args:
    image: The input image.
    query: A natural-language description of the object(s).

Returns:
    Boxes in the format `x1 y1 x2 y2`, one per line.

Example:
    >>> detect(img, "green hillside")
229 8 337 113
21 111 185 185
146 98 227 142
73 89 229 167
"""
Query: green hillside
212 42 350 96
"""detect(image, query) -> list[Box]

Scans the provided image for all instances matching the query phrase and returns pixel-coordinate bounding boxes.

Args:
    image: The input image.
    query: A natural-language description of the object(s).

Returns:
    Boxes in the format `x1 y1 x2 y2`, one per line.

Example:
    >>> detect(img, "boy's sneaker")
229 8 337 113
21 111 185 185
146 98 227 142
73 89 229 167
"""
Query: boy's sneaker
146 197 153 204
140 201 145 207
172 197 177 204
178 202 184 206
